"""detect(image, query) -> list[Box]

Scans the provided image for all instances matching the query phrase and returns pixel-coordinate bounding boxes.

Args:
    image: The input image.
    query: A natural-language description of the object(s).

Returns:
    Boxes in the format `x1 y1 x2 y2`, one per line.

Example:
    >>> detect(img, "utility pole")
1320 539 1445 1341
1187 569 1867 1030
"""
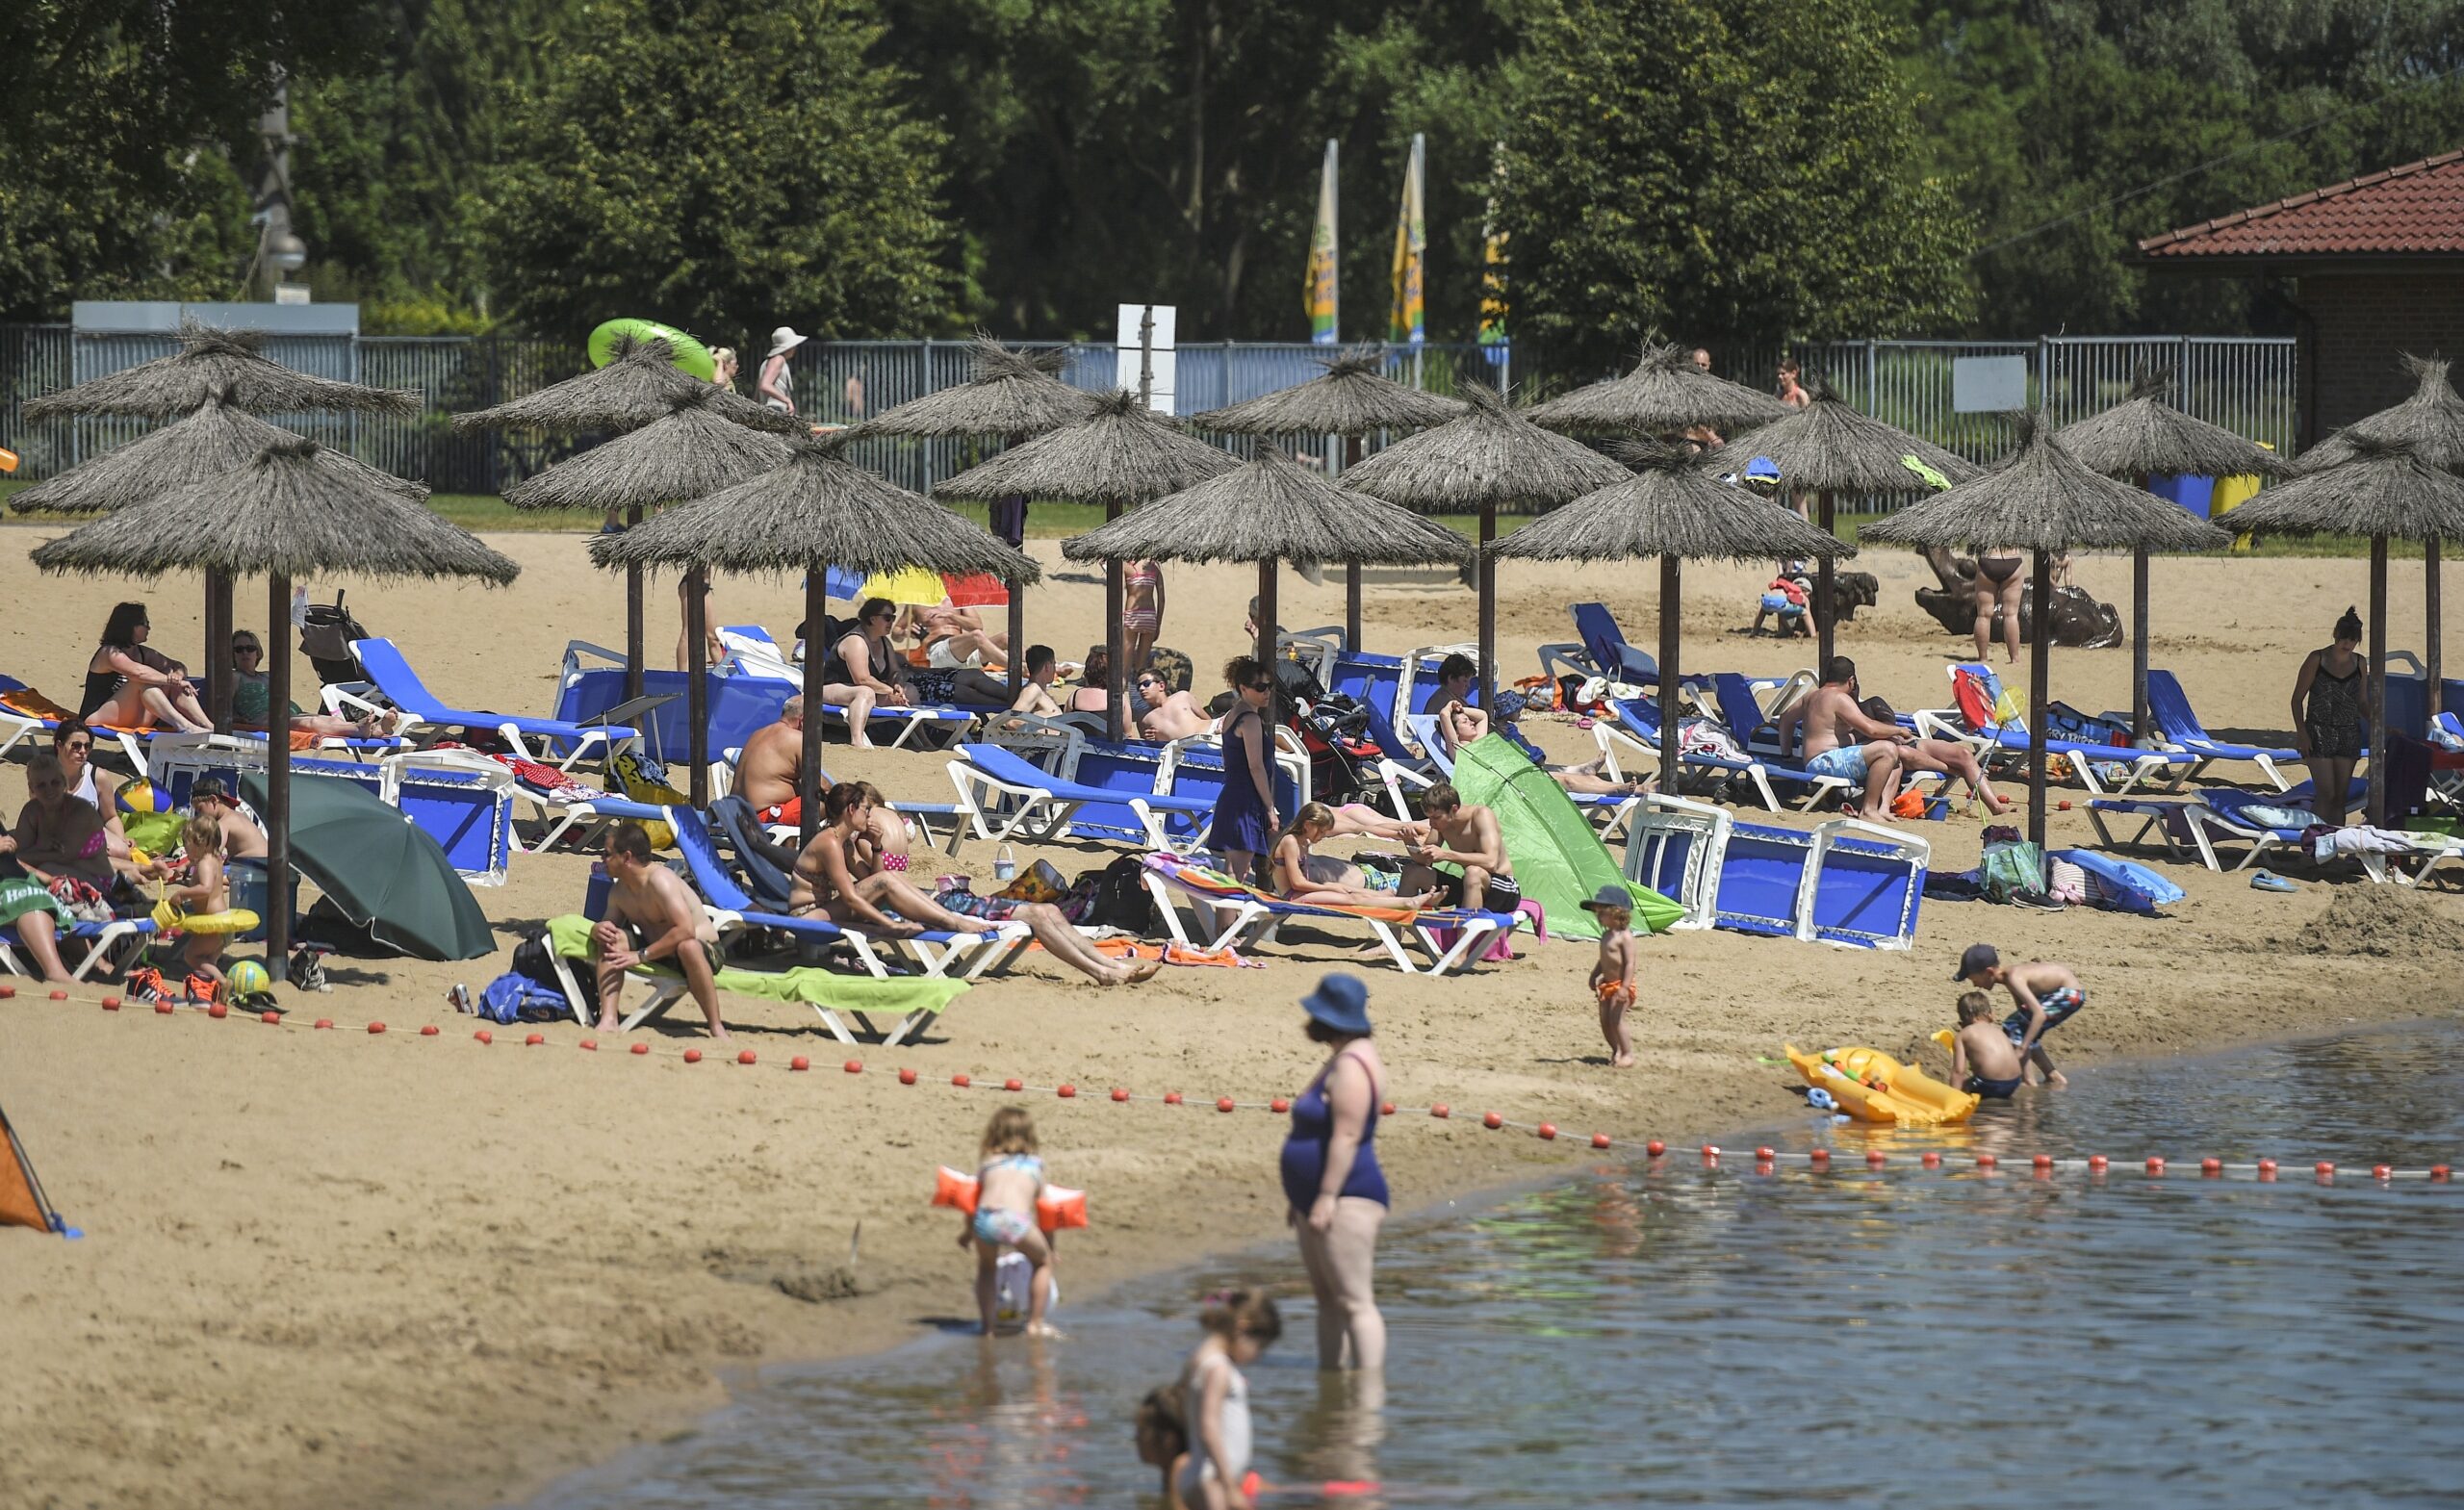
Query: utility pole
250 75 309 301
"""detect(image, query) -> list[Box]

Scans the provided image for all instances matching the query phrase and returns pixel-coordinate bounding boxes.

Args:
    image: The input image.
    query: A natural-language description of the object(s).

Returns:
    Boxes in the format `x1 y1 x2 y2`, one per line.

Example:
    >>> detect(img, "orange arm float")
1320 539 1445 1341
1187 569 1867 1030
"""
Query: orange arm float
933 1166 1089 1232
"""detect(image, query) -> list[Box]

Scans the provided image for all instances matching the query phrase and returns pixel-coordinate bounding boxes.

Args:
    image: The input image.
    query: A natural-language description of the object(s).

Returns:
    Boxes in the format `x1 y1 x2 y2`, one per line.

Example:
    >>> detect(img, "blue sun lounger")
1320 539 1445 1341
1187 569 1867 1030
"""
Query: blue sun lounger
1914 662 2197 798
1537 602 1661 688
1623 793 1929 948
944 741 1217 853
0 912 158 982
2145 670 2297 791
346 638 637 770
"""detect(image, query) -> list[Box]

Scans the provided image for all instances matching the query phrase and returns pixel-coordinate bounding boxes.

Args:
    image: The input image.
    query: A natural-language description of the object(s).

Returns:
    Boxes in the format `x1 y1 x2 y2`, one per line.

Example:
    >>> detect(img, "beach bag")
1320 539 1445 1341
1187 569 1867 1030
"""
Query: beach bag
607 750 683 848
510 930 595 1015
1978 840 2046 904
477 971 568 1024
2046 856 2090 905
1075 856 1155 933
1889 786 1929 820
998 858 1067 904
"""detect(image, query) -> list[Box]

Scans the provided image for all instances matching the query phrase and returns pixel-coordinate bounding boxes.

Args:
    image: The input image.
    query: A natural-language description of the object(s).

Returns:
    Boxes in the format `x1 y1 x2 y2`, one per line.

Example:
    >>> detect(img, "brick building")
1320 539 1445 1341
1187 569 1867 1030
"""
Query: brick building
2136 151 2464 448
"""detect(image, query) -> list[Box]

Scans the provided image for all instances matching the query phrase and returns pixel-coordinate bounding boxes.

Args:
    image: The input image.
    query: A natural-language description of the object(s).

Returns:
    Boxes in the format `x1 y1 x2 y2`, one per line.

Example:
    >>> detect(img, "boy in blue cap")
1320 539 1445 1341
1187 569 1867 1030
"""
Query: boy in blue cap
1580 883 1638 1068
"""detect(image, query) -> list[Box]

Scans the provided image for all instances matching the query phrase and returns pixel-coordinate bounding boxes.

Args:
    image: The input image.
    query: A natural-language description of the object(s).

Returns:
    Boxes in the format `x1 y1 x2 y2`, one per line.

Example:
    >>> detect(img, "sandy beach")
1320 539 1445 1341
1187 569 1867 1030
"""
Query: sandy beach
5 526 2462 1510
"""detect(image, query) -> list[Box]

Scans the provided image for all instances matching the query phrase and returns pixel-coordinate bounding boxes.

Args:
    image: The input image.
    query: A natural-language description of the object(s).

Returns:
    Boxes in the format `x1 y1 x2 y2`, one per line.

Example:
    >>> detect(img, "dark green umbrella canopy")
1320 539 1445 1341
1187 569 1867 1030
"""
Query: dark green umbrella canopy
239 772 495 961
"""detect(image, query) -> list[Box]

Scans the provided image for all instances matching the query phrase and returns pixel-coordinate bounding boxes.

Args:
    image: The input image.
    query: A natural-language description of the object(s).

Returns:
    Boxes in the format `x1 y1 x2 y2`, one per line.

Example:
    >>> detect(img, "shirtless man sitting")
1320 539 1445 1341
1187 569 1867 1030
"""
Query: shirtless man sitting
1004 646 1068 720
1772 655 1913 821
733 695 831 827
788 785 1156 986
1396 781 1522 915
1134 667 1215 742
592 821 729 1038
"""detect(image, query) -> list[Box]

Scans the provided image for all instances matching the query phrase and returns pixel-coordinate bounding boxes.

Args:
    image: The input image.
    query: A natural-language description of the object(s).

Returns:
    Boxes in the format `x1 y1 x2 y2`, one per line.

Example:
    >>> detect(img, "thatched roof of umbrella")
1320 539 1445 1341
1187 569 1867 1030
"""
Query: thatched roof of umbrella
1712 374 1982 493
933 389 1240 506
1498 441 1856 564
2223 434 2464 542
12 396 426 514
2297 354 2464 475
1526 339 1790 436
1861 413 2231 553
856 337 1103 440
589 436 1041 582
1062 446 1472 567
452 335 804 436
1341 381 1629 511
23 320 417 420
32 436 518 584
2056 369 2294 481
502 387 792 511
1189 350 1466 438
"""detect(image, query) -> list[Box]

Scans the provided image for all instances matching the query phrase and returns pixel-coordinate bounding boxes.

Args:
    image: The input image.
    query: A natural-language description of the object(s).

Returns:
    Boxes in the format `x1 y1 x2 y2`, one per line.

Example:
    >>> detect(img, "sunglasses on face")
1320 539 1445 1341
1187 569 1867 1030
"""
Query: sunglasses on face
1245 680 1273 693
62 739 90 753
235 645 262 657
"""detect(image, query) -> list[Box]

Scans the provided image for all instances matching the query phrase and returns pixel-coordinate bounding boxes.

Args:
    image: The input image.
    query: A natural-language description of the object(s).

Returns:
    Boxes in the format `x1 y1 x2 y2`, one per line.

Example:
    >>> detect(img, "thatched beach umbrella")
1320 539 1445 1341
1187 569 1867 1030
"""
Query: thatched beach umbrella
2218 435 2464 826
1713 374 1982 668
506 386 791 710
2297 356 2464 718
1527 340 1791 438
1495 442 1853 786
857 339 1104 692
2056 369 2292 739
33 437 518 982
594 437 1039 832
450 336 804 437
1342 383 1629 707
936 391 1241 736
1192 350 1467 651
22 322 420 422
1062 446 1472 678
11 397 427 515
1863 415 2229 846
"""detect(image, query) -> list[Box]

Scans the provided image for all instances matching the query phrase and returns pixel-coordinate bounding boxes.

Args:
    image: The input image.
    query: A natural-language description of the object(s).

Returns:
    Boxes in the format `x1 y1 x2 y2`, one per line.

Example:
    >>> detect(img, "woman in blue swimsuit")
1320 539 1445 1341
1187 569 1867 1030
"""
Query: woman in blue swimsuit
1280 971 1389 1370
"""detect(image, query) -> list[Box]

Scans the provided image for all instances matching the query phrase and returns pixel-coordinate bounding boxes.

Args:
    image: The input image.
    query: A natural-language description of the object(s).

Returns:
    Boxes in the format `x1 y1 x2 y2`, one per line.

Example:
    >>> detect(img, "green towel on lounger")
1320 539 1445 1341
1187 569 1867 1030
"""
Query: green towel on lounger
546 914 968 1015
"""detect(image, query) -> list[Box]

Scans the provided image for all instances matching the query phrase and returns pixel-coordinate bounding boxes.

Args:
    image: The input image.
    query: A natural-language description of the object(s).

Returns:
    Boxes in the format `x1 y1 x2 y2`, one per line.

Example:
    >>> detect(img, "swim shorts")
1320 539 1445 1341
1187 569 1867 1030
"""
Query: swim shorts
1806 746 1868 783
973 1206 1036 1247
1438 872 1523 913
607 919 726 974
2004 985 2086 1046
1965 1074 2025 1100
757 797 801 827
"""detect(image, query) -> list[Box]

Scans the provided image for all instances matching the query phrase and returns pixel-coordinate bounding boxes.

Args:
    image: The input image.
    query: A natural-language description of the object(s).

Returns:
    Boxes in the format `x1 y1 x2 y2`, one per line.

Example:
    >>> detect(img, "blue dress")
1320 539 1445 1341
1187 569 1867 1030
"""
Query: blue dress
1212 705 1273 856
1279 1051 1390 1216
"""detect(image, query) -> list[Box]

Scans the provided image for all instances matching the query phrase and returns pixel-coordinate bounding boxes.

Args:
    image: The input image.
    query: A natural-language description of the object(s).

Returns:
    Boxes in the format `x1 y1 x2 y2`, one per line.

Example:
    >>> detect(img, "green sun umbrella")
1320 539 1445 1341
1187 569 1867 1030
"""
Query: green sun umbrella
240 771 495 962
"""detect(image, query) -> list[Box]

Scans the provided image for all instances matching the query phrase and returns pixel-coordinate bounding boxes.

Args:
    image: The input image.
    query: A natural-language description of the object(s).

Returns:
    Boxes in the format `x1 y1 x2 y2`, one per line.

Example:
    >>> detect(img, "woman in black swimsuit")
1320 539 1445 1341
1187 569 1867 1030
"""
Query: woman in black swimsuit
1969 547 2024 665
2290 605 2371 826
81 601 210 731
819 597 911 750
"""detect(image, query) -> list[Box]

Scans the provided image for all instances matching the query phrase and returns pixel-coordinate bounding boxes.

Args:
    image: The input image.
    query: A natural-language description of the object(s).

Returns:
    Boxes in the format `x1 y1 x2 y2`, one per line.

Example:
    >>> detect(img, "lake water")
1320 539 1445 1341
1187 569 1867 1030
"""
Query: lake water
531 1021 2464 1509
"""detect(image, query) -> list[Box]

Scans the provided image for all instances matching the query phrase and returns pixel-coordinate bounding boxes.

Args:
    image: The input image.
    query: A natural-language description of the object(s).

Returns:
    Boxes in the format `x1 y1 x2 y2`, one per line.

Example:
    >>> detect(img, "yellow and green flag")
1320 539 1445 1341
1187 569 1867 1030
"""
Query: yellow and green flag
1388 133 1425 346
1477 141 1508 353
1307 140 1339 345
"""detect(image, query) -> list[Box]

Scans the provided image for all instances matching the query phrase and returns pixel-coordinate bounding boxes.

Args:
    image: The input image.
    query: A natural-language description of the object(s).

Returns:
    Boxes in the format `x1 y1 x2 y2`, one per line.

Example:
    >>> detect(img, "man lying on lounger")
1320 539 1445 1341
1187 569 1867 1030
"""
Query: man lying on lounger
787 784 1157 986
594 821 729 1039
735 696 832 827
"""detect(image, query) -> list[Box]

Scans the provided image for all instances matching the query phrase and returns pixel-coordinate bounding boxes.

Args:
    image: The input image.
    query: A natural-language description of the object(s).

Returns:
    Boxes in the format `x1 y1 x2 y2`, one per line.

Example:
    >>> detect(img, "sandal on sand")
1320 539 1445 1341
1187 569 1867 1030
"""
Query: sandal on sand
2251 869 2299 893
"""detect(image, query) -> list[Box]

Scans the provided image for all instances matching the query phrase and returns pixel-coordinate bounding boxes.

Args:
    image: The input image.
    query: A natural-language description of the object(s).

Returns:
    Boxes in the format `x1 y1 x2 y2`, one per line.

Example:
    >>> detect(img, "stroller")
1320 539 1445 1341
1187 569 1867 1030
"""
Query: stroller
1272 657 1379 805
298 589 375 688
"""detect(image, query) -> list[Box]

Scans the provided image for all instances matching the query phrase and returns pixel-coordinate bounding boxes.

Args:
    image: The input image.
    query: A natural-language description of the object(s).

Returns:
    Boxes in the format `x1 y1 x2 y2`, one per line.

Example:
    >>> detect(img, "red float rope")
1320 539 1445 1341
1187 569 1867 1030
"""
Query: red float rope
13 984 2456 1184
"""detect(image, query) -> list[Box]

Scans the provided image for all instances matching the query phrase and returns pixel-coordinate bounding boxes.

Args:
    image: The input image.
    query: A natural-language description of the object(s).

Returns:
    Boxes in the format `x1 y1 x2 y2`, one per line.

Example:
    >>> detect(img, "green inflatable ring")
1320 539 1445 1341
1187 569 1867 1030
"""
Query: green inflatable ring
587 318 717 382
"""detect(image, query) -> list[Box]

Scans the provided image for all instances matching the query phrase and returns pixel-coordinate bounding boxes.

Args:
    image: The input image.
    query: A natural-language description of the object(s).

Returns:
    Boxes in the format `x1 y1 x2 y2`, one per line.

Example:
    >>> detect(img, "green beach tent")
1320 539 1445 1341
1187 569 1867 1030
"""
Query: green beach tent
1444 736 1681 940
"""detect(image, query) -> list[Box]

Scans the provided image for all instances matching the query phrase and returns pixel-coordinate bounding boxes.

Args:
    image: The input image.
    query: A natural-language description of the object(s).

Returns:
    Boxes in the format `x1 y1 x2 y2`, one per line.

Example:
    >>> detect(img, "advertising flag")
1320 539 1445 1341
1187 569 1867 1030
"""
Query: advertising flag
1388 134 1426 346
1477 141 1509 371
1307 141 1340 345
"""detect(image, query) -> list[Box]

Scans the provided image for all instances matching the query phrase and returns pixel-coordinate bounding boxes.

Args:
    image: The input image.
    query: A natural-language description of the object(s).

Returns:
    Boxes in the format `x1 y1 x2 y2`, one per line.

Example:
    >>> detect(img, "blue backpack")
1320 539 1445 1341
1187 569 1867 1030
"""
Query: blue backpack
477 971 569 1024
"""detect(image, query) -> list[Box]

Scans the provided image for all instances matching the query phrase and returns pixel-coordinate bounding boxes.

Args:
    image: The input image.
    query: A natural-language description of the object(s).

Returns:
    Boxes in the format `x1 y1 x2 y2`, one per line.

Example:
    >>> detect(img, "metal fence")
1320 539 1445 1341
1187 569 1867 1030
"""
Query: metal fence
1 325 2297 495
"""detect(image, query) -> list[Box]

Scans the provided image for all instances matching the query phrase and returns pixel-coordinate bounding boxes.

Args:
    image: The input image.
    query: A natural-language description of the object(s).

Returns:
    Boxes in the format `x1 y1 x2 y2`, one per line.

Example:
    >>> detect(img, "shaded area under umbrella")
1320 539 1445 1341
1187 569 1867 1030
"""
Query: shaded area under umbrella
2219 434 2464 826
1493 440 1854 787
237 771 496 962
937 390 1240 736
1341 383 1629 708
2056 368 2292 739
1862 414 2228 847
33 436 518 981
595 436 1039 845
1191 349 1466 653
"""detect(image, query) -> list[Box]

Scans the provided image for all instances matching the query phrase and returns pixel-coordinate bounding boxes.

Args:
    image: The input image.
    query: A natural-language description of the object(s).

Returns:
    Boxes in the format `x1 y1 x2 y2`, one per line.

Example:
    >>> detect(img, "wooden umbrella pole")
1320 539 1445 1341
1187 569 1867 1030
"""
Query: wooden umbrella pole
2370 534 2390 828
204 571 232 733
1345 563 1363 654
2427 536 2444 721
1477 502 1498 712
1105 504 1127 741
1658 555 1681 791
2028 549 2052 852
1815 490 1836 670
625 507 646 703
2131 543 2151 742
1257 561 1279 678
800 570 826 854
1007 580 1026 694
266 571 294 984
685 567 710 807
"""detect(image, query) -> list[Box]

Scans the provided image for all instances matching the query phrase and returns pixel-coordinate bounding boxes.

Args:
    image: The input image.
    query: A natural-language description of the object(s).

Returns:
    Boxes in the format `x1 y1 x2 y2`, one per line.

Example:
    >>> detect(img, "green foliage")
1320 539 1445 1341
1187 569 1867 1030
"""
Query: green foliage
1496 0 1975 379
479 0 960 350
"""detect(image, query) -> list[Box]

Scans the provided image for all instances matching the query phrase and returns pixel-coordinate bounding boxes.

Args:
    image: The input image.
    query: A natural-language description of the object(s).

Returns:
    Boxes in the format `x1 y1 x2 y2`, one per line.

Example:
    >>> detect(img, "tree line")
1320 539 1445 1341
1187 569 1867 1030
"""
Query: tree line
5 0 2460 380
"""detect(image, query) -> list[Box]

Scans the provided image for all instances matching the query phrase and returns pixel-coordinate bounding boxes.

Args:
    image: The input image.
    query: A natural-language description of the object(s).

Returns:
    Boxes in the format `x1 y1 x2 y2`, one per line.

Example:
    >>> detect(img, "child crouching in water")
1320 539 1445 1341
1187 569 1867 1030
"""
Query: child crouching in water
958 1106 1060 1337
1181 1289 1281 1510
1134 1383 1193 1509
1949 990 2027 1099
1581 884 1638 1068
167 815 231 995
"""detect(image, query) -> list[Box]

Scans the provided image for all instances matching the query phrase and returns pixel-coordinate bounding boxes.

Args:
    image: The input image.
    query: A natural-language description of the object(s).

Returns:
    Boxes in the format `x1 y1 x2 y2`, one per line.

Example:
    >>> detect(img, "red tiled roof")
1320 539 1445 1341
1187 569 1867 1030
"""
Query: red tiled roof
2138 151 2464 259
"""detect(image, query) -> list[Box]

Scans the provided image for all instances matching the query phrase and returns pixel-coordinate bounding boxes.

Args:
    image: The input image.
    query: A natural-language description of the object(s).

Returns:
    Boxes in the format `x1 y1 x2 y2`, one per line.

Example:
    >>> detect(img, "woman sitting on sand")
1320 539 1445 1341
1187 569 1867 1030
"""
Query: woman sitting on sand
1269 803 1437 909
81 601 210 732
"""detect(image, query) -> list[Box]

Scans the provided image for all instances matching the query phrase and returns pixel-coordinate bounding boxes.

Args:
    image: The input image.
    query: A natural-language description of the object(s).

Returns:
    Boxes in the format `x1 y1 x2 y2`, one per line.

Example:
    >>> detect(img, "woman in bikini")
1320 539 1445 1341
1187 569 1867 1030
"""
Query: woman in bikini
1969 547 2025 665
81 602 210 732
1122 559 1165 676
1269 803 1438 909
2290 605 2371 827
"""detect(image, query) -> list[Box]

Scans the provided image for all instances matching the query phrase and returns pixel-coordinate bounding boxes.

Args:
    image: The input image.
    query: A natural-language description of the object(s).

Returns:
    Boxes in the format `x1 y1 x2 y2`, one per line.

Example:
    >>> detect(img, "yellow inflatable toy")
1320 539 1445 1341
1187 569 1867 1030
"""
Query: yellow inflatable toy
1786 1043 1979 1126
151 884 260 937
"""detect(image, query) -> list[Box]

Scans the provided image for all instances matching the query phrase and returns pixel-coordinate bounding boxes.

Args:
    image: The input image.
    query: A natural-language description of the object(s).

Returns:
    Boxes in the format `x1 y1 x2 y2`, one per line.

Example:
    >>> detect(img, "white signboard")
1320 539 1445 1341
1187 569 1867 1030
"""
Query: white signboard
1116 302 1178 414
1951 355 2027 414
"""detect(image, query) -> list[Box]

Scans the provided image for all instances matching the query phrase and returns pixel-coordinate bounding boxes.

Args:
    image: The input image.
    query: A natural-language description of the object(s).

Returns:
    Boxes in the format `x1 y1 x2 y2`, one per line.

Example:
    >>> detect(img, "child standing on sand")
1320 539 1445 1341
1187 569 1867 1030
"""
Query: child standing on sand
1949 990 2028 1099
958 1107 1061 1337
166 815 231 993
1180 1289 1281 1510
1955 943 2087 1089
1580 884 1638 1068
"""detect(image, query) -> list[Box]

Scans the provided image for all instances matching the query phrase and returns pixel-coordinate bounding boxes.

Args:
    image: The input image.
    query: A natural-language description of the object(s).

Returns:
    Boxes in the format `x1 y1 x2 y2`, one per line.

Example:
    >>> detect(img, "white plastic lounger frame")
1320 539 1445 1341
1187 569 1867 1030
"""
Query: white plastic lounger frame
0 916 157 982
1591 712 1801 813
1796 816 1929 950
1620 793 1729 931
943 758 1179 854
1381 713 1639 841
1140 857 1512 977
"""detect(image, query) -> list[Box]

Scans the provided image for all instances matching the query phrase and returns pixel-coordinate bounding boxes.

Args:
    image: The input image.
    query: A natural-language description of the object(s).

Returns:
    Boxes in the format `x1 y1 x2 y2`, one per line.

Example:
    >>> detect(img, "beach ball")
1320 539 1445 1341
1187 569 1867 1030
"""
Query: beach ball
226 960 271 999
117 781 175 816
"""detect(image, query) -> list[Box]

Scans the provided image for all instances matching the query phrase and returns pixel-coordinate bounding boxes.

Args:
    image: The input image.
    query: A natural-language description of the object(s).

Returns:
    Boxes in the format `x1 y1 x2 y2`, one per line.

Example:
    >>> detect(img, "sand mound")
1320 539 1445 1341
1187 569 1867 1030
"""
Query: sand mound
2295 886 2464 959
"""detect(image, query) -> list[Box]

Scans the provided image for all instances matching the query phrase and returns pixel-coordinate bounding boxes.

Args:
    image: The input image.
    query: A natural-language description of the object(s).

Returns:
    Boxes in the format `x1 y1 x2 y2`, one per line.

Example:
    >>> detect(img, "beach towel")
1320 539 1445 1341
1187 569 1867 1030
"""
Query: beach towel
0 877 71 931
1444 735 1682 940
545 914 969 1017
